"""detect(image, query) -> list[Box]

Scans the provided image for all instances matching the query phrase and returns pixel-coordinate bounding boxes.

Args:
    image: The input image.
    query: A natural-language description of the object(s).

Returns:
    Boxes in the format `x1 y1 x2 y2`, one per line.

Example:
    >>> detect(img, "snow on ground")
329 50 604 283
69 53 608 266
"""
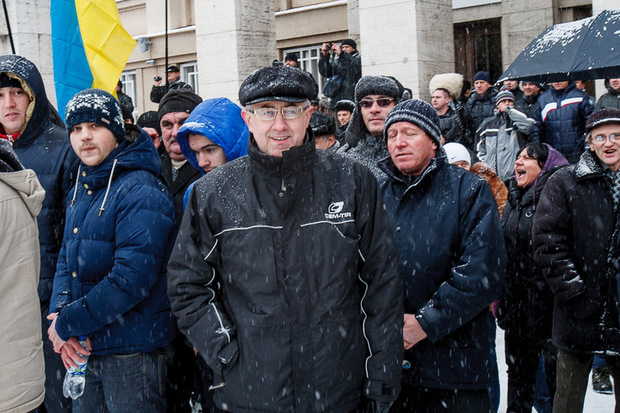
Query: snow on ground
496 327 615 412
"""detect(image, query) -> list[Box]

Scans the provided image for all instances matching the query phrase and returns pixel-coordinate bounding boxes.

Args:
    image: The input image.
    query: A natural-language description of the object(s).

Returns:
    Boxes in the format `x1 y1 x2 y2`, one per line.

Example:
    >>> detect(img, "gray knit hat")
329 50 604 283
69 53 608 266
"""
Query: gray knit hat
65 89 125 143
383 99 441 146
495 90 515 106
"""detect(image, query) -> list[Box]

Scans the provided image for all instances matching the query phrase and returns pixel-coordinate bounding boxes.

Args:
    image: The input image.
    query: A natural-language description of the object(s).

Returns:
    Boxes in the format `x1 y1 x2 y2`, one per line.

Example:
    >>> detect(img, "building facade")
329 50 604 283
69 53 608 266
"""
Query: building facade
0 0 616 116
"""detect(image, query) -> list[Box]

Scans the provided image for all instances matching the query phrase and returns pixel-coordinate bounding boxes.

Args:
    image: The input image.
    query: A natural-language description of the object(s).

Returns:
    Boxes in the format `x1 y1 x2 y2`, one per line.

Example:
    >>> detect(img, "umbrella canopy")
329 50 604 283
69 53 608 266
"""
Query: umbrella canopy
498 9 620 84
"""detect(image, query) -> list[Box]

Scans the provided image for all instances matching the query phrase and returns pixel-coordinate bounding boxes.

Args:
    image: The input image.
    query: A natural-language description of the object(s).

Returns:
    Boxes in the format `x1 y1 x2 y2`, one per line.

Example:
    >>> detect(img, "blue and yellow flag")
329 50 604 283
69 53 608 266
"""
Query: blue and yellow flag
51 0 136 115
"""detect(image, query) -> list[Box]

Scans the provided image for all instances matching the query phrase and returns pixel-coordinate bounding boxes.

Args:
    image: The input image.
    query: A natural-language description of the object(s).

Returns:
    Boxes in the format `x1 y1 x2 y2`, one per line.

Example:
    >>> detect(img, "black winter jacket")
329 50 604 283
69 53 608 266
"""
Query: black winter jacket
498 164 564 339
319 50 361 108
515 93 541 120
150 79 193 104
167 137 403 412
1 55 80 302
531 83 594 163
464 88 497 148
439 105 468 147
159 152 201 231
379 155 506 390
534 150 620 354
596 79 620 110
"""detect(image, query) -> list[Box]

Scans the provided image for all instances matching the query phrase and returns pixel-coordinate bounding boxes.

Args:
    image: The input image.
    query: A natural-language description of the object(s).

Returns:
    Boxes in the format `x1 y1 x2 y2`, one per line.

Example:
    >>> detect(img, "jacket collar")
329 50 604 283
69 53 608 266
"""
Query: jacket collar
379 147 446 189
247 130 316 178
574 150 609 180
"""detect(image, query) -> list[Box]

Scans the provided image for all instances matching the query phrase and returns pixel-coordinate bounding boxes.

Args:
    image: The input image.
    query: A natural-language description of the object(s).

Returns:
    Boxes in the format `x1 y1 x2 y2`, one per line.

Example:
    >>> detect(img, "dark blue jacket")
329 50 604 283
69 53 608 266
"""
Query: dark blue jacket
379 154 505 390
50 126 176 355
1 55 80 302
531 83 594 163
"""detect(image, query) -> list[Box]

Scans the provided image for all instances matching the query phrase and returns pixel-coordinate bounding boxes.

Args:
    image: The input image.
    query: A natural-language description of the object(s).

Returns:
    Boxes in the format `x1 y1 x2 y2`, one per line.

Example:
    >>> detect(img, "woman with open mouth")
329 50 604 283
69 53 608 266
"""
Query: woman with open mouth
497 142 568 413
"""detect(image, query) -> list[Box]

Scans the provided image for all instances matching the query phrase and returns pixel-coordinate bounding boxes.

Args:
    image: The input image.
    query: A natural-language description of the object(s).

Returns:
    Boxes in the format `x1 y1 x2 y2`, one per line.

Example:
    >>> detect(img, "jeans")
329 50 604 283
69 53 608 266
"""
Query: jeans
553 350 620 413
73 346 173 413
533 355 552 413
390 381 491 413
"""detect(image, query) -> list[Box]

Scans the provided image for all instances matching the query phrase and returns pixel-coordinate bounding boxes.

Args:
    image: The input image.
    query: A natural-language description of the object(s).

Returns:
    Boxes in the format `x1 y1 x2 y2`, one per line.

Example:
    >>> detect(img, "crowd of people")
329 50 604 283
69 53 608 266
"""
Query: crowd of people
2 38 620 413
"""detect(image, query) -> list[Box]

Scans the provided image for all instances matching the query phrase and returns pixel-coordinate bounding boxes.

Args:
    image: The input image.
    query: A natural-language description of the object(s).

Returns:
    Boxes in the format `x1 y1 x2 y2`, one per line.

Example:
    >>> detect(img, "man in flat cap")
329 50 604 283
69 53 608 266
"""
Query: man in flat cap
167 65 403 413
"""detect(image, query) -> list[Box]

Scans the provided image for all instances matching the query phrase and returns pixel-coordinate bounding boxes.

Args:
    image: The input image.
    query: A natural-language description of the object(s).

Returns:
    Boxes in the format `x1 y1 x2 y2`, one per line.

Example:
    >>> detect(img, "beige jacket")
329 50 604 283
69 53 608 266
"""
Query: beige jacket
0 169 45 413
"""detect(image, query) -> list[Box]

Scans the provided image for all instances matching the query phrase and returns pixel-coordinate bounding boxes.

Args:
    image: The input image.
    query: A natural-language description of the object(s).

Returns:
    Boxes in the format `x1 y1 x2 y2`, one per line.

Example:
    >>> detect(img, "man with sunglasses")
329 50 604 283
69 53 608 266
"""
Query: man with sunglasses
340 75 405 180
167 65 403 413
533 108 620 413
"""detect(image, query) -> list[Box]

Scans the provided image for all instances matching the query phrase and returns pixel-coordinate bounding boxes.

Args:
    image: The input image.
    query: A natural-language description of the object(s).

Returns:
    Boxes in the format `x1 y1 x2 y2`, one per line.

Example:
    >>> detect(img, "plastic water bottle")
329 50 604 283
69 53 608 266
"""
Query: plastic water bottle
62 335 89 399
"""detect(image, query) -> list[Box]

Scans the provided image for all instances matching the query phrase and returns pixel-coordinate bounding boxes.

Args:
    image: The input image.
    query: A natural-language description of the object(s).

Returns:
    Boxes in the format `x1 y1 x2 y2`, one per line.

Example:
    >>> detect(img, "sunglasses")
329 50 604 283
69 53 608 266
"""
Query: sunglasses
359 98 395 109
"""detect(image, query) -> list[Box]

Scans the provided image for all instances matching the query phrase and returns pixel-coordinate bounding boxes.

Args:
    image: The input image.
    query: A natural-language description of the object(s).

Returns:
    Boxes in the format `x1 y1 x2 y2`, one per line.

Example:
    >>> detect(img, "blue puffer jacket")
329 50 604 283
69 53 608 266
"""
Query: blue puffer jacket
531 82 594 163
50 126 176 355
379 153 506 390
1 55 80 302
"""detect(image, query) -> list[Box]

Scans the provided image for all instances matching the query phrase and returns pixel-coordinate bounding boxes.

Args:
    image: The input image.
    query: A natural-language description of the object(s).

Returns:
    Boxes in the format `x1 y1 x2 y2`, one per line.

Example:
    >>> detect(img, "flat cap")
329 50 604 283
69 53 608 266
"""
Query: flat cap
239 66 318 106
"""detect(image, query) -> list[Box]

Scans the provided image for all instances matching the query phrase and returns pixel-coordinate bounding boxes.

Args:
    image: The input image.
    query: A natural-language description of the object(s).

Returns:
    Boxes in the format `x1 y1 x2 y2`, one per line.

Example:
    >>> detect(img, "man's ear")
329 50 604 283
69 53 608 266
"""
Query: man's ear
240 109 253 133
303 106 314 129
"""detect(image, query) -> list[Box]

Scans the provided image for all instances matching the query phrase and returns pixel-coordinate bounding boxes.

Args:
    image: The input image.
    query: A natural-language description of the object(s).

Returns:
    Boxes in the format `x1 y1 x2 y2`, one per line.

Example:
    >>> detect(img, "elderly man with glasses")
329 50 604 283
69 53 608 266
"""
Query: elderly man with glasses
339 75 408 180
534 108 620 413
167 65 403 413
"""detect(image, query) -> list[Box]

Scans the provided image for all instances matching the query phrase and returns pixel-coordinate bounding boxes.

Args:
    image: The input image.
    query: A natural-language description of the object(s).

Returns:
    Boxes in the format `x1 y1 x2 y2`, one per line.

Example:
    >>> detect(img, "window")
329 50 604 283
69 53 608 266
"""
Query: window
283 45 326 93
120 71 137 115
181 62 199 95
454 19 502 84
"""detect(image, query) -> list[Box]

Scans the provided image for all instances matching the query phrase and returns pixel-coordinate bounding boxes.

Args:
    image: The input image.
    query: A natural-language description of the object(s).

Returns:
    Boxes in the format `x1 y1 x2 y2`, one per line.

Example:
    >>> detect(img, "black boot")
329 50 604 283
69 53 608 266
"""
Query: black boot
592 367 613 394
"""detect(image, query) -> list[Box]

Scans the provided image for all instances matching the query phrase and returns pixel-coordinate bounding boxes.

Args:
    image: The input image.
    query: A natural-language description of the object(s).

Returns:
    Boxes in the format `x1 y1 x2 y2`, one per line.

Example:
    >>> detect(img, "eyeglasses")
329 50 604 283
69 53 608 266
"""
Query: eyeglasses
592 133 620 144
359 98 394 109
246 105 309 121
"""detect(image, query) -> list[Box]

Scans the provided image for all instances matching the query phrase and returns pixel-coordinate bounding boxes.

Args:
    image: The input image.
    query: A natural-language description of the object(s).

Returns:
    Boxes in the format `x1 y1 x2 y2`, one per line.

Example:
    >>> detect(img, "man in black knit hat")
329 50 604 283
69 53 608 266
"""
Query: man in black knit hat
379 99 505 412
158 88 203 227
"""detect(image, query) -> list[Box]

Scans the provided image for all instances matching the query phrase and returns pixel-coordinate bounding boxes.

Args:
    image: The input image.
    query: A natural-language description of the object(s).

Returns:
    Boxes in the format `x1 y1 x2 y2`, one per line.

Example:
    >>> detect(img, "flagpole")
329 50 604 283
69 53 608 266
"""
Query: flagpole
165 0 169 91
2 0 15 54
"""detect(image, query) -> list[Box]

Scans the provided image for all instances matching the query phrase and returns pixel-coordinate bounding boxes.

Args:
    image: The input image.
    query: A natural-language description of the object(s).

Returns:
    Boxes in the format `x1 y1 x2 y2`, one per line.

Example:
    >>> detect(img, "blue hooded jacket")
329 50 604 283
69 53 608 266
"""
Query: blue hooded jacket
176 98 248 208
1 55 80 302
177 97 249 174
50 126 176 355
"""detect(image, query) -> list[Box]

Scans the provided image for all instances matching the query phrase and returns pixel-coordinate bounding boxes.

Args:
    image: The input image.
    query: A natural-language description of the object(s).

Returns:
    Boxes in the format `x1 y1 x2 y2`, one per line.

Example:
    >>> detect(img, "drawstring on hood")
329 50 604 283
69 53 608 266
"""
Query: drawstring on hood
98 159 118 216
70 165 81 207
70 126 163 215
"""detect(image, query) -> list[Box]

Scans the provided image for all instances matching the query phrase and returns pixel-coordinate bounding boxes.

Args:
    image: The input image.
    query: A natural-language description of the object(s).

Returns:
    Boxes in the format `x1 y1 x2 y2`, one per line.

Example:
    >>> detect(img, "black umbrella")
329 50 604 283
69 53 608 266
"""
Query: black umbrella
498 9 620 84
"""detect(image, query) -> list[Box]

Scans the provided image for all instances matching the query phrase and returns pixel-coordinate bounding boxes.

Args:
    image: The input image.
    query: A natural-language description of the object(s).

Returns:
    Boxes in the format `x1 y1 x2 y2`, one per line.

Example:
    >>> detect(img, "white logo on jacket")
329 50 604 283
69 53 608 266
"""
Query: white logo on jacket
325 201 352 219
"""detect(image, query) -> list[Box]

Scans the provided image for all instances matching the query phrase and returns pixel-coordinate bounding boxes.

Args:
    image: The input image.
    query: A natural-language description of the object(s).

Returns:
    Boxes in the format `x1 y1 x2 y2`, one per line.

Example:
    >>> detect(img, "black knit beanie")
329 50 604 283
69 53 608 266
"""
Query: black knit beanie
65 89 125 143
158 89 203 121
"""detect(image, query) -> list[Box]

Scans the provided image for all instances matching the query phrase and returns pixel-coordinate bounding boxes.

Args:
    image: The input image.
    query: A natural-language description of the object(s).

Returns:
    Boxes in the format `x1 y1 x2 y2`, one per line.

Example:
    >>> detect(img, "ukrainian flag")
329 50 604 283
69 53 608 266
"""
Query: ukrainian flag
51 0 136 115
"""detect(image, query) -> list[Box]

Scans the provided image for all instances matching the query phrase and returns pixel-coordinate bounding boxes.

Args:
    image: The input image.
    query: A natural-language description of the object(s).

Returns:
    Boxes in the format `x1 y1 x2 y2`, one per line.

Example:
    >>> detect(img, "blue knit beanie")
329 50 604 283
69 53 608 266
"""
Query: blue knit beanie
383 99 441 146
65 89 125 142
